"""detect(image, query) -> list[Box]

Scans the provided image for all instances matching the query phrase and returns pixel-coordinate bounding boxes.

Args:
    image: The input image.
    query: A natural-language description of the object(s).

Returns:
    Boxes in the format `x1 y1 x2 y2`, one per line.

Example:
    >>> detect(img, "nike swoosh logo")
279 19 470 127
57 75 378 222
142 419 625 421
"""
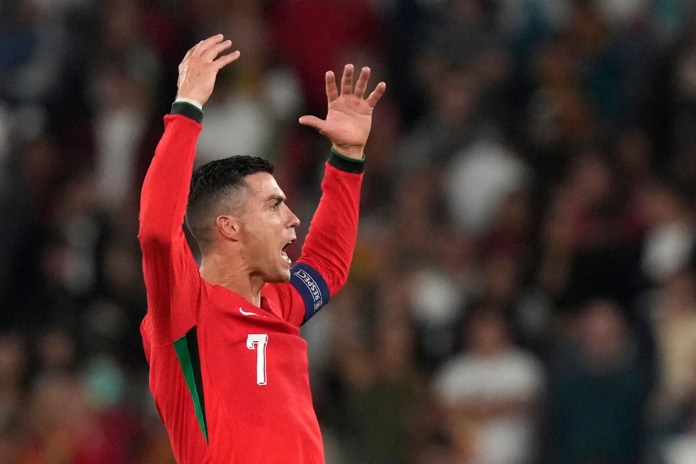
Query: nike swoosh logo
239 307 260 317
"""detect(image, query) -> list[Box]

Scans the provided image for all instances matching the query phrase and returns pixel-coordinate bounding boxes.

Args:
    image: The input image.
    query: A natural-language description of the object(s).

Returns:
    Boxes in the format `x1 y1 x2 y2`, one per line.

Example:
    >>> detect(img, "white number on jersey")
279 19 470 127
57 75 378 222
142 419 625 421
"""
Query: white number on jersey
246 334 268 386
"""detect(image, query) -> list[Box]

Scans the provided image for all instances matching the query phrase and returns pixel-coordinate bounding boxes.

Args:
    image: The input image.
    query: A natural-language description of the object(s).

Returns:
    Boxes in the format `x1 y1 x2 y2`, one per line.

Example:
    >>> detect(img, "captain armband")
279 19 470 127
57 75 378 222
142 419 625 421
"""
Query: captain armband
289 262 331 324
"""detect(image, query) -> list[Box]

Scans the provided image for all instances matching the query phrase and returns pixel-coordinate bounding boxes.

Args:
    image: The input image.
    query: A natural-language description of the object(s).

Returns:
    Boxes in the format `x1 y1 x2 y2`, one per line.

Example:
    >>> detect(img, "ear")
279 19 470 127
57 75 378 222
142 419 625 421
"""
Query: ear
216 214 243 241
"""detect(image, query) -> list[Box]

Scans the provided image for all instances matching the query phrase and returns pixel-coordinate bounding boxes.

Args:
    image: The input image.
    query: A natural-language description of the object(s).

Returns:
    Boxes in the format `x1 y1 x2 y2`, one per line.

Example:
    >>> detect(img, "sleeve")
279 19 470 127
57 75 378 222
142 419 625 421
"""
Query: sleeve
263 150 364 326
139 102 205 345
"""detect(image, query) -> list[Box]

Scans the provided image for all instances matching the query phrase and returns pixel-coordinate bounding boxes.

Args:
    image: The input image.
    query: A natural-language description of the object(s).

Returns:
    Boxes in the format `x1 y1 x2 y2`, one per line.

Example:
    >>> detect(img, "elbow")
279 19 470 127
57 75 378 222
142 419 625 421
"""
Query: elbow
138 212 187 257
138 200 179 246
138 220 173 251
138 231 176 264
138 230 168 254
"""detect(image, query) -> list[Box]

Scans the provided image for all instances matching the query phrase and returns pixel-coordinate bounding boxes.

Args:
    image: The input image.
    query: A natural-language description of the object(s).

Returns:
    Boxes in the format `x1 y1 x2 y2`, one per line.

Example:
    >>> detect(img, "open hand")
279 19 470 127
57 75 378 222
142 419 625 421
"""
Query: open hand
299 65 386 160
176 34 240 107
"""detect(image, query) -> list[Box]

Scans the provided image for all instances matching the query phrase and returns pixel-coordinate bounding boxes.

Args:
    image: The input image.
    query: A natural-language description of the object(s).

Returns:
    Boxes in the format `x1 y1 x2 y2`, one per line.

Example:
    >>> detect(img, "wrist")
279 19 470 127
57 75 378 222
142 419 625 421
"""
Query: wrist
331 144 364 160
171 100 203 123
174 97 203 110
329 148 364 173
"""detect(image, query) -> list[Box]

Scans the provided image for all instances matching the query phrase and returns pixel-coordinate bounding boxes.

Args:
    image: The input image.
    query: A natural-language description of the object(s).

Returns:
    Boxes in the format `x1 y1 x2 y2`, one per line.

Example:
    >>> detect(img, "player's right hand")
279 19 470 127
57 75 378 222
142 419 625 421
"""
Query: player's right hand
176 34 240 107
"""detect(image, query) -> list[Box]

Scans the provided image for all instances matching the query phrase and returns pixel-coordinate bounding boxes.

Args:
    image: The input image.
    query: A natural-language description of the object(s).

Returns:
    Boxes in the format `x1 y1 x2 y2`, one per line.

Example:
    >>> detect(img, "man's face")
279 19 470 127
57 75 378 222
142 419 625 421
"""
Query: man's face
237 172 299 283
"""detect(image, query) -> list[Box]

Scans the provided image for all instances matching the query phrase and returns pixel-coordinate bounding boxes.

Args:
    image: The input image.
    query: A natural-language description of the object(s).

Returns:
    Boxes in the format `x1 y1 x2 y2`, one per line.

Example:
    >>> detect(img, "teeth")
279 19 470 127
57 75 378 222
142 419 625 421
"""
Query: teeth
281 251 291 264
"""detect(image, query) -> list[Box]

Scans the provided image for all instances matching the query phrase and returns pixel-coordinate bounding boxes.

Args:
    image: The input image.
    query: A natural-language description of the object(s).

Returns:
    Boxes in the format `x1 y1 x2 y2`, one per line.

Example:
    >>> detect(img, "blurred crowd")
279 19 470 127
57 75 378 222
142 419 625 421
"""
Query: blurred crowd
1 0 696 463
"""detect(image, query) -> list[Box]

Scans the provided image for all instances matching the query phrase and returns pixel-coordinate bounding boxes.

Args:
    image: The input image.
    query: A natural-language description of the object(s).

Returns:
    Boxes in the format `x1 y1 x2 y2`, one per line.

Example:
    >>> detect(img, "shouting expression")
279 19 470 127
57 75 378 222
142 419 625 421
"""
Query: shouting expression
236 172 299 283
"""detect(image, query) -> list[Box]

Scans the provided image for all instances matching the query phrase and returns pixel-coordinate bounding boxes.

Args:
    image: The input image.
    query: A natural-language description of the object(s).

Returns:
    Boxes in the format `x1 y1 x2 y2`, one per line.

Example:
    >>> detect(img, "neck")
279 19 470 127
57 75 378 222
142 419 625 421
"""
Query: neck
200 252 264 307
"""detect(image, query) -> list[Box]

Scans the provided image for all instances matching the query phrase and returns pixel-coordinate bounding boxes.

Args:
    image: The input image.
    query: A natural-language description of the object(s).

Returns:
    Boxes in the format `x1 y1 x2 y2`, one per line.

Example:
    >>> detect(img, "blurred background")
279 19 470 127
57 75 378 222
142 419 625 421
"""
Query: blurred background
1 0 696 463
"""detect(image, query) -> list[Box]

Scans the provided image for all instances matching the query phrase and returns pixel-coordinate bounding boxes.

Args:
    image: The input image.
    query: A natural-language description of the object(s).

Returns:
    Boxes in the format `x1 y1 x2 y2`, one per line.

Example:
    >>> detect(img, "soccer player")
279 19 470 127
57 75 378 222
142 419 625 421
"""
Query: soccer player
139 34 385 463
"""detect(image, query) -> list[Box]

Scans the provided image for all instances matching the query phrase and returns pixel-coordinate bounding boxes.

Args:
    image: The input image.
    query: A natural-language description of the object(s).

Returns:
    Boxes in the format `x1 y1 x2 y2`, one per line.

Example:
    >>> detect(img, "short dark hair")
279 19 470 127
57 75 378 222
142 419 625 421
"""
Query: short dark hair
186 155 274 248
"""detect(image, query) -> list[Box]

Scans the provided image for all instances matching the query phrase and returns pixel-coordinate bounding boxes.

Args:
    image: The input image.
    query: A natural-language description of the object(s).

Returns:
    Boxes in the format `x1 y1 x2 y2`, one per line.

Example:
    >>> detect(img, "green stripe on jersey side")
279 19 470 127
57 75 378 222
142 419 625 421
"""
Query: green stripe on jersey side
174 328 209 443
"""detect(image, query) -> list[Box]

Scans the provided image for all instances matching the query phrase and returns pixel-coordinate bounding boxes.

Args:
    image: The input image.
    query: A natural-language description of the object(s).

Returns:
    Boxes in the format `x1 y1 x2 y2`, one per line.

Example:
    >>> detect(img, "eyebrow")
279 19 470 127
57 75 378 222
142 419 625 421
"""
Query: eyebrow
267 194 286 204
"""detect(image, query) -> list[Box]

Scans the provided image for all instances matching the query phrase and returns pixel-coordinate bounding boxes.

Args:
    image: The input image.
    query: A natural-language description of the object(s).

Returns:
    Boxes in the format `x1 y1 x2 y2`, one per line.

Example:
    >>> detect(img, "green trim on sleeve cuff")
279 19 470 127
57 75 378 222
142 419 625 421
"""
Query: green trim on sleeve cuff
328 147 365 174
171 101 203 123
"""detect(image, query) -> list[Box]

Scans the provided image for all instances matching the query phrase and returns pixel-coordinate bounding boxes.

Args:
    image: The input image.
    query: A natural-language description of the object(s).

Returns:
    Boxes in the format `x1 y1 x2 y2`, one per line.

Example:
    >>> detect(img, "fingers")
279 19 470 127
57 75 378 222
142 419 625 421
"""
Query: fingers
366 81 387 108
332 64 385 106
202 38 233 62
353 67 370 98
180 35 227 66
176 34 239 106
194 34 225 58
340 64 354 96
214 50 241 70
181 34 239 72
325 71 339 102
298 115 325 132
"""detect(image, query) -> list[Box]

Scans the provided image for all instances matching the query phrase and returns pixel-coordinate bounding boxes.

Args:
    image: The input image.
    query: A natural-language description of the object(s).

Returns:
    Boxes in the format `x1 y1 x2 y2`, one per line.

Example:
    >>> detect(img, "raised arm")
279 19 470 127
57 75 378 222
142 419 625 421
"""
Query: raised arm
139 35 239 343
268 66 385 325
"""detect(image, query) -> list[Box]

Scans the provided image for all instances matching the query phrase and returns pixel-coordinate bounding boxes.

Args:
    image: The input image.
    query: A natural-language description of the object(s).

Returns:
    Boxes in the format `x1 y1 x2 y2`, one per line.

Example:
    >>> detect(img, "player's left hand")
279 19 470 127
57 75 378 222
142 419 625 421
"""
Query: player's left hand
299 65 386 160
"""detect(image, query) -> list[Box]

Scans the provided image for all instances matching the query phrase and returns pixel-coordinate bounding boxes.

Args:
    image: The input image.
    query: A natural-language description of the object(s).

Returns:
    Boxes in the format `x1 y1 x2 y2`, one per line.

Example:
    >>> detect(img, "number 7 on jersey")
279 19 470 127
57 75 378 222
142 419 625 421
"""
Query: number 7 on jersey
246 334 268 386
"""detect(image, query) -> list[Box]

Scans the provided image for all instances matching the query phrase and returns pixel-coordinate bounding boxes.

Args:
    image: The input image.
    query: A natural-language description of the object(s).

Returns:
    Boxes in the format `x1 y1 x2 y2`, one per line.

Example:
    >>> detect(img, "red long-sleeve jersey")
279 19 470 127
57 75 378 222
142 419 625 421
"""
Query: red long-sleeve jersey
139 103 363 463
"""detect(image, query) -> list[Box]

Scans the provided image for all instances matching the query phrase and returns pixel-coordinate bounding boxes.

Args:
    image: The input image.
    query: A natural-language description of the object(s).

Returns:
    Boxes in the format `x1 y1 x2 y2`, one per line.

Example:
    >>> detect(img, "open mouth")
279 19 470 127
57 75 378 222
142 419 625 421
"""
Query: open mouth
281 240 294 265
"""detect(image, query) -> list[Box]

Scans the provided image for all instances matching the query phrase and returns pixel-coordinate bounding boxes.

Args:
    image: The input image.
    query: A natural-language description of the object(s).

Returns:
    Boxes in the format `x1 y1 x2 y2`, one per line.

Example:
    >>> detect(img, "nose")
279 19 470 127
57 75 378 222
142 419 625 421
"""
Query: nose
286 206 300 228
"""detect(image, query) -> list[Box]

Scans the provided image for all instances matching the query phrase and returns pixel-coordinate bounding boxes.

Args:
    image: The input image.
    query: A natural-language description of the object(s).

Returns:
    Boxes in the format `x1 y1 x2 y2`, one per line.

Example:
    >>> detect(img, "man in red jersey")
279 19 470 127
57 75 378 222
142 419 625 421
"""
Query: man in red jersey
139 34 385 463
